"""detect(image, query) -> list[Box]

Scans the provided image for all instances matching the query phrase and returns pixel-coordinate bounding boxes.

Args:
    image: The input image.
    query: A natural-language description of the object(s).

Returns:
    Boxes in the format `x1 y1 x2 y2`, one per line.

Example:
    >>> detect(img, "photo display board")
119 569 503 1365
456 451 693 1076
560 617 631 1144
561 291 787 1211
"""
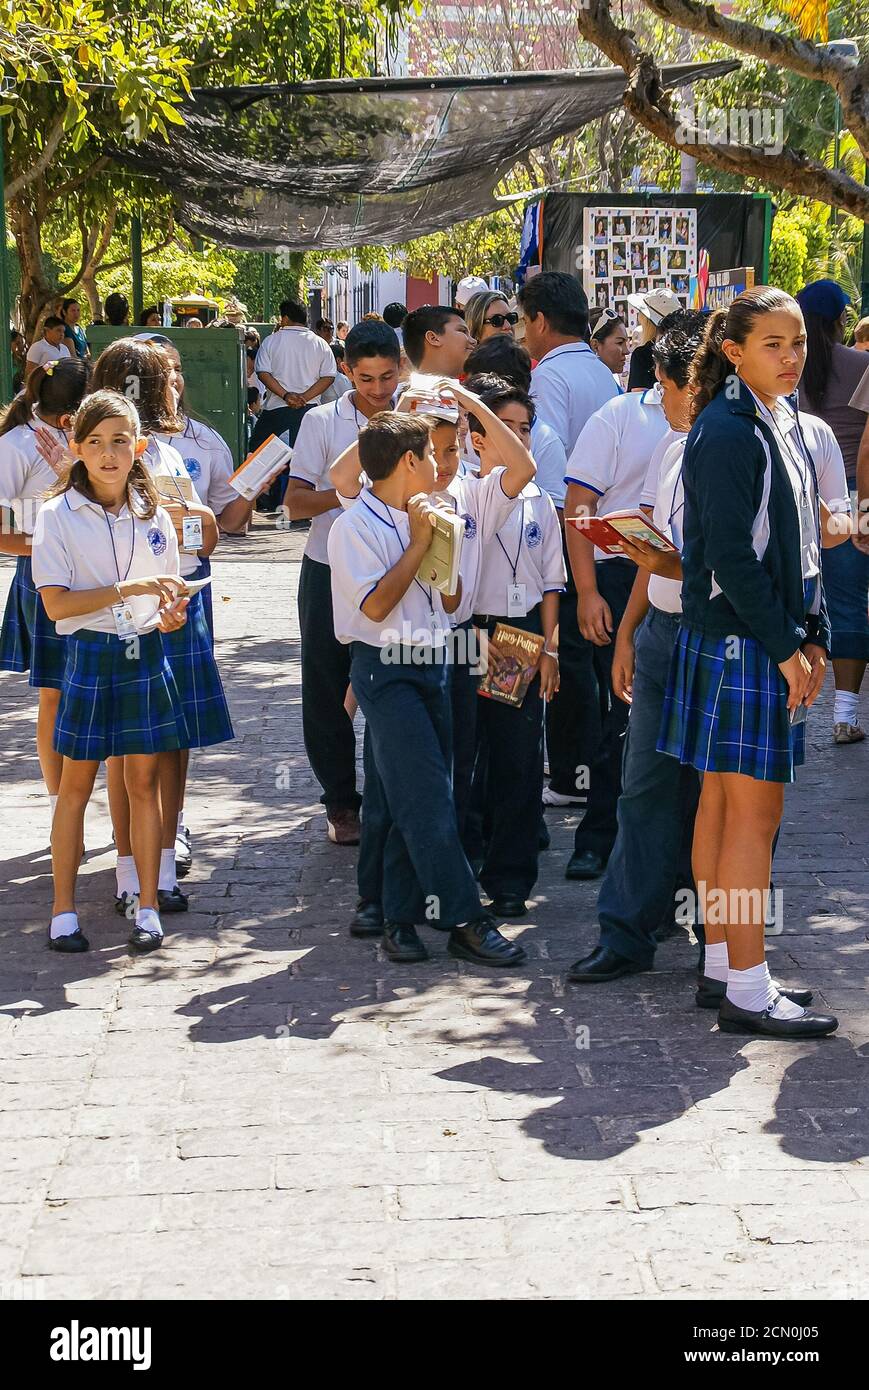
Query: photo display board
583 205 698 326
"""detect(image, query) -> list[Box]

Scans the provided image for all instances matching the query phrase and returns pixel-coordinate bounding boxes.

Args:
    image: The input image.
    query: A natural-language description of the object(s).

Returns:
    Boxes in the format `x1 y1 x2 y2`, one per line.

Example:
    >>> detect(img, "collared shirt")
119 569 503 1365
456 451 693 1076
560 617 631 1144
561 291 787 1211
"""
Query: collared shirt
144 436 205 579
63 323 89 360
436 467 523 625
530 340 619 455
641 430 687 615
472 480 566 617
565 385 670 561
32 488 181 636
291 391 380 564
26 340 71 369
155 417 237 518
255 326 336 411
320 372 354 404
0 420 69 535
750 389 821 583
529 416 569 509
327 493 452 648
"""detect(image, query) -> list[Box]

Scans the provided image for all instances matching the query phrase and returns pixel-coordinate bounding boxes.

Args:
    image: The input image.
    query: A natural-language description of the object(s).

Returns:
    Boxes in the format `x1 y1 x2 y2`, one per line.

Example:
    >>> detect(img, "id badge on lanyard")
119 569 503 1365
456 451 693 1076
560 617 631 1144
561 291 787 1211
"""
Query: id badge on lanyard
507 582 527 617
182 515 203 552
111 601 138 639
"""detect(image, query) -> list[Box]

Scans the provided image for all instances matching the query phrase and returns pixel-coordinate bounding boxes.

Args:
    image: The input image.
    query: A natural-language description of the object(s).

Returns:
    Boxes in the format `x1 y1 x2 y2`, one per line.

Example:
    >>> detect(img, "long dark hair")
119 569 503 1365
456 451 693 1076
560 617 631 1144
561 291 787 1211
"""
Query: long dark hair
689 286 799 421
48 389 161 519
91 338 181 435
799 312 835 411
0 357 90 436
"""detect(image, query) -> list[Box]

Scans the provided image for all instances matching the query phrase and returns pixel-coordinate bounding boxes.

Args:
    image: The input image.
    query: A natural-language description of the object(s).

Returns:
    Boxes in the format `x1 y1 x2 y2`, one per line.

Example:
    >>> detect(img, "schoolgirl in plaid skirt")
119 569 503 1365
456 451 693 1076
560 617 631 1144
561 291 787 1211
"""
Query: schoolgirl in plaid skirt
657 288 838 1039
31 389 190 956
0 359 89 822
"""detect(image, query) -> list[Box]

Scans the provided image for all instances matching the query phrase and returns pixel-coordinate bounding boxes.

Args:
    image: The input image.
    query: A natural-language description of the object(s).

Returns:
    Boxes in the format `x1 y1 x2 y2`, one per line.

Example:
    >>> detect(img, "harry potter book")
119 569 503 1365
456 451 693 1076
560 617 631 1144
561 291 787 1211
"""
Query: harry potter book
478 623 546 707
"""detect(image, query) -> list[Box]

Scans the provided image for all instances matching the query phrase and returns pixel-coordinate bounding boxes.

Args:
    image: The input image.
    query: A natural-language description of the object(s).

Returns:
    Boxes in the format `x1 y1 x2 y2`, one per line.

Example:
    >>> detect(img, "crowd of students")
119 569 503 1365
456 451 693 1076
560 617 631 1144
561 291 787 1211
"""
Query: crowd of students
2 270 868 1045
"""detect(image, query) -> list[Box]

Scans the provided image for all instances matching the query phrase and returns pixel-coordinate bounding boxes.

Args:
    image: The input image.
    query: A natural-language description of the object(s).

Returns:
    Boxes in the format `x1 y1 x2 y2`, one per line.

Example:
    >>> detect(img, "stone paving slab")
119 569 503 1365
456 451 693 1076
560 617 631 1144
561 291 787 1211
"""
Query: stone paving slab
0 522 867 1300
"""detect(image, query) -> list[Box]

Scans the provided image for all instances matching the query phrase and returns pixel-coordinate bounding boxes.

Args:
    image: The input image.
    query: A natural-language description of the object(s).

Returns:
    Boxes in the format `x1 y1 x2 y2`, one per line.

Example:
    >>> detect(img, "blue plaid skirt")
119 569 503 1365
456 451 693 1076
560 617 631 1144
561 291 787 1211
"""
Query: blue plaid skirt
54 628 189 761
161 587 233 748
0 555 67 689
658 625 806 783
188 555 214 644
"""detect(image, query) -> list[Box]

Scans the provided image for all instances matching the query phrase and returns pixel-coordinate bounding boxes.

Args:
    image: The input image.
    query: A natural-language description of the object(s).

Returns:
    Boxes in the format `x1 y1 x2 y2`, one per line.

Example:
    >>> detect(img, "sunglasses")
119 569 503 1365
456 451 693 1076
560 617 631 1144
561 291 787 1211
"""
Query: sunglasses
591 308 620 339
484 312 519 329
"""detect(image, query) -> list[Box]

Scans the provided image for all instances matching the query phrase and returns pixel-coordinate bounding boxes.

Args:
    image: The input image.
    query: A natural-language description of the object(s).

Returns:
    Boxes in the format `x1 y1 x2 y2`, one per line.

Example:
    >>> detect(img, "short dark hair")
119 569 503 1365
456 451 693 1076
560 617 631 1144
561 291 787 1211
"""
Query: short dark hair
344 320 401 369
61 298 78 316
331 340 345 363
316 317 334 333
139 304 161 325
357 411 430 480
464 376 535 437
464 337 532 392
43 316 64 332
652 310 708 390
518 272 588 338
382 302 407 330
279 299 308 325
402 306 463 367
104 292 129 325
247 386 261 405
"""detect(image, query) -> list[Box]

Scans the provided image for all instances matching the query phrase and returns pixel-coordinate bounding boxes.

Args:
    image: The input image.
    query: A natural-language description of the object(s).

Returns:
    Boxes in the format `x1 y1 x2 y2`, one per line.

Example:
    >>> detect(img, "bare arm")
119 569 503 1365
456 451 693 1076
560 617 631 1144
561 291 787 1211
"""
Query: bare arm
611 567 651 705
328 439 364 499
449 382 536 497
565 481 614 645
538 589 560 702
40 573 185 622
216 495 256 535
284 476 340 520
361 496 434 624
442 576 462 616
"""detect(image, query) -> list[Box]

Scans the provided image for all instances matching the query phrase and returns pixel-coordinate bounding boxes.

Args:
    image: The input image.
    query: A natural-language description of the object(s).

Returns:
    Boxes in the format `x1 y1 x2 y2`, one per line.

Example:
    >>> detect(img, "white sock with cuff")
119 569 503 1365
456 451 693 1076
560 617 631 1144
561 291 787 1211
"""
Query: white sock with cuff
50 911 79 940
158 849 177 892
833 690 859 725
135 906 163 939
704 941 729 983
115 855 139 897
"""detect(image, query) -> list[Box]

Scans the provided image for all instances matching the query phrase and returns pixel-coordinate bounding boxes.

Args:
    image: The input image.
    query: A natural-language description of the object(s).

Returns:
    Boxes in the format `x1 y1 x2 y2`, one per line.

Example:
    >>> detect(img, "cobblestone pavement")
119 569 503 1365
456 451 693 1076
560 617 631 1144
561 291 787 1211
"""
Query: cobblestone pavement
1 521 868 1301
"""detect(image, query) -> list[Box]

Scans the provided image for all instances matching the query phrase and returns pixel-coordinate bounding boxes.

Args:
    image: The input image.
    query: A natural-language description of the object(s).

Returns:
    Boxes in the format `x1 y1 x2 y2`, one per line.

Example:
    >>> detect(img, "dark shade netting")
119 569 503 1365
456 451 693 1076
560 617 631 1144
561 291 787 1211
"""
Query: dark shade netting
112 65 736 249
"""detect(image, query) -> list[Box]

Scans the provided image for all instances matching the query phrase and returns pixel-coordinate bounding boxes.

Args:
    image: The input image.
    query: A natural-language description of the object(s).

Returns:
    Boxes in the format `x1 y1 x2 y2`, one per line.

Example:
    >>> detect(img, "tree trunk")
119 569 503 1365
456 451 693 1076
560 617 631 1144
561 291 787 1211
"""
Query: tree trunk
9 201 56 341
80 274 102 321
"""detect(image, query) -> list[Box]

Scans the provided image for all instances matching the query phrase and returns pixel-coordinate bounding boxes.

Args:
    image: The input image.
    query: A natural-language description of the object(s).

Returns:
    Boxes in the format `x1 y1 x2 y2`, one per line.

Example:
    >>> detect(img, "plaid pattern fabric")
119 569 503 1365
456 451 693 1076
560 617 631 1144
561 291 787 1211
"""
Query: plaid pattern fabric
161 588 233 748
658 625 805 784
54 629 189 761
191 556 214 644
0 556 67 689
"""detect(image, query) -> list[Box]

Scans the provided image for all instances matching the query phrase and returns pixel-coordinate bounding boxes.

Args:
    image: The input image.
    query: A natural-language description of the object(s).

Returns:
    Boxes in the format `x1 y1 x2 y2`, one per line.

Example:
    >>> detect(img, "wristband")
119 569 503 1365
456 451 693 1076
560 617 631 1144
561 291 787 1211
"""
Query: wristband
544 649 559 660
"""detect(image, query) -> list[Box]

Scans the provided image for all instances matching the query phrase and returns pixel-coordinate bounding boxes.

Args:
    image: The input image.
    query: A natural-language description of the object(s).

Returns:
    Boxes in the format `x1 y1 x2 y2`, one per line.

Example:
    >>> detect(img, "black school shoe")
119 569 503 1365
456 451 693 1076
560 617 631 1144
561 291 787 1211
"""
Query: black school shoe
448 918 526 967
381 923 429 963
488 896 527 919
350 900 384 937
567 944 648 983
565 851 605 881
158 886 189 913
128 927 163 954
717 997 838 1039
47 926 89 954
696 975 813 1011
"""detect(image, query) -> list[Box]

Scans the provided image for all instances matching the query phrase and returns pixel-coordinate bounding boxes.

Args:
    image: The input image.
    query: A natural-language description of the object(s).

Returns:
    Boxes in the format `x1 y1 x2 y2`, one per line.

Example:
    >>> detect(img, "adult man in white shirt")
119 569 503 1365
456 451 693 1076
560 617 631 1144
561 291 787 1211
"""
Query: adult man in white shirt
25 318 71 377
251 298 337 456
519 271 620 819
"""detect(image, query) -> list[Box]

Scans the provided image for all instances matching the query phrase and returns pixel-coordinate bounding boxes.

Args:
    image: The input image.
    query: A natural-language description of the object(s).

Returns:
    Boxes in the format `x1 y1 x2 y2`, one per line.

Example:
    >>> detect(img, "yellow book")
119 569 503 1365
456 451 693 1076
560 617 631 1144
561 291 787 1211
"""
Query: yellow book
416 508 465 596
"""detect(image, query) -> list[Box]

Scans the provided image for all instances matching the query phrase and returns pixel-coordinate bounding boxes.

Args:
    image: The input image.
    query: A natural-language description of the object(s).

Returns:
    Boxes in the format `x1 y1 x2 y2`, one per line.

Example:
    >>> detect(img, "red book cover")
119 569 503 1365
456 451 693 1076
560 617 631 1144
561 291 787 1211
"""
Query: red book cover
567 509 677 555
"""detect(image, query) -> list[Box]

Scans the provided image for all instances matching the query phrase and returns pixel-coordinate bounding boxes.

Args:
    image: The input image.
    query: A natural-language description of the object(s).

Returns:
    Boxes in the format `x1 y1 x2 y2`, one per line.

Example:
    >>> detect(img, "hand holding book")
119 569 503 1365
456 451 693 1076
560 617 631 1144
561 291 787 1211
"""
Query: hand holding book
617 533 683 579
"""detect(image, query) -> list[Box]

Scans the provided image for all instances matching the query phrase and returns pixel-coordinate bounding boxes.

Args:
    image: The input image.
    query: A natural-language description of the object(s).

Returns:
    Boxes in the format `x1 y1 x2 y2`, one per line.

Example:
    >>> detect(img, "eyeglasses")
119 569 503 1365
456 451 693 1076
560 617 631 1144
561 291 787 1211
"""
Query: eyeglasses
483 312 519 329
591 308 620 339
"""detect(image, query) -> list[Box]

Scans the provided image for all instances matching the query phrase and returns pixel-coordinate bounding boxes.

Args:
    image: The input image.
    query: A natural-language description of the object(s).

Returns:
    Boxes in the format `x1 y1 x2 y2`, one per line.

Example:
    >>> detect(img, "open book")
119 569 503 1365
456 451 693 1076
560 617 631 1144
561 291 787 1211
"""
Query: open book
229 434 293 500
568 509 677 555
478 623 545 708
416 508 465 596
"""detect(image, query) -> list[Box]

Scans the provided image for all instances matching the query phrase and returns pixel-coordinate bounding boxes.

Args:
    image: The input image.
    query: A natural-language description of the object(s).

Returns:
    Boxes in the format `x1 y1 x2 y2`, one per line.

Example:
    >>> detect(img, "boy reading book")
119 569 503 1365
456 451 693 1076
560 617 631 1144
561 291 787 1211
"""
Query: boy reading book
327 411 526 968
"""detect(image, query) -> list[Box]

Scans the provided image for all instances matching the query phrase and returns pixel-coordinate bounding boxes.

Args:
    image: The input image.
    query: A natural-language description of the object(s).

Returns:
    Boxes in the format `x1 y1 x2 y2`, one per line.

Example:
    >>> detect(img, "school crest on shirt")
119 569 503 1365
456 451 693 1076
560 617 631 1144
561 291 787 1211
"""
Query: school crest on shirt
462 513 477 541
183 456 202 482
147 527 168 556
524 519 543 548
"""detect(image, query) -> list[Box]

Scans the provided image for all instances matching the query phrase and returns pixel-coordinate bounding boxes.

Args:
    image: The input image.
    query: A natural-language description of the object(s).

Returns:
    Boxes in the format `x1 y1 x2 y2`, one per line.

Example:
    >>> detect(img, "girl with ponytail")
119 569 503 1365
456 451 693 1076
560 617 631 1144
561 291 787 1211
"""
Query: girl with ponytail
657 286 838 1039
0 357 90 819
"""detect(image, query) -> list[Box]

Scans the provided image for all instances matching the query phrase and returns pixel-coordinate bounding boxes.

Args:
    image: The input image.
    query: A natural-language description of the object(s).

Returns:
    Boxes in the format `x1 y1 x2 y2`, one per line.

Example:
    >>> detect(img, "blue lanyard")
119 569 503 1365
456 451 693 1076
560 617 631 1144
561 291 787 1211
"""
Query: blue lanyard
361 495 434 613
495 498 525 581
102 508 136 583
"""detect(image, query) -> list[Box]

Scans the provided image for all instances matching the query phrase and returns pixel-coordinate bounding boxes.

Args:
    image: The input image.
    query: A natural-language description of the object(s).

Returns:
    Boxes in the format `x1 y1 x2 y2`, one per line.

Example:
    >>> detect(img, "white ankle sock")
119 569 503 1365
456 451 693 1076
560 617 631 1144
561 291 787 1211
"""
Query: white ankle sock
726 962 805 1018
158 848 177 892
833 689 859 725
768 992 806 1020
50 911 79 939
49 794 58 820
135 906 163 939
704 941 729 983
115 855 139 897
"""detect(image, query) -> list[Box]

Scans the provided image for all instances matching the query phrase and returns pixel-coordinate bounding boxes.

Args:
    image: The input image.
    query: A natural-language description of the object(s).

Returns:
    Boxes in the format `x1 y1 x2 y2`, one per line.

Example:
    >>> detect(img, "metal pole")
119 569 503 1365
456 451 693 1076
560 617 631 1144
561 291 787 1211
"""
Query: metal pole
131 215 143 322
862 160 869 316
262 252 272 321
831 96 840 234
0 112 15 405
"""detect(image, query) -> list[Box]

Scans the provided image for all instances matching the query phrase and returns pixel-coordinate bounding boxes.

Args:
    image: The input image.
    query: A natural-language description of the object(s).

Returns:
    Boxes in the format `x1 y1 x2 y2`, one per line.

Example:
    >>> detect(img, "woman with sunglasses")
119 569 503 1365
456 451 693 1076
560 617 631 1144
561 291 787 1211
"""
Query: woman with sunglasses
464 292 519 345
589 309 629 387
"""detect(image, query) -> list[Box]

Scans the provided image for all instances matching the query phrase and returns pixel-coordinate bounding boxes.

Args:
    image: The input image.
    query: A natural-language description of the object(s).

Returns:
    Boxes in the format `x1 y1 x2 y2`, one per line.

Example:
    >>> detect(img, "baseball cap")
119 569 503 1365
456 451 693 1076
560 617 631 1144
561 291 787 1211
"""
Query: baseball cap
455 275 489 309
626 288 683 327
796 279 850 321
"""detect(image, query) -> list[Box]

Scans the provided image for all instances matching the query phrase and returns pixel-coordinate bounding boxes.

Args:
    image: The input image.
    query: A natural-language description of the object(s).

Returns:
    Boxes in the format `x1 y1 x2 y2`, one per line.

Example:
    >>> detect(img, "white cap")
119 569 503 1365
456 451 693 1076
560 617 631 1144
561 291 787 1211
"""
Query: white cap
455 275 489 308
626 288 683 327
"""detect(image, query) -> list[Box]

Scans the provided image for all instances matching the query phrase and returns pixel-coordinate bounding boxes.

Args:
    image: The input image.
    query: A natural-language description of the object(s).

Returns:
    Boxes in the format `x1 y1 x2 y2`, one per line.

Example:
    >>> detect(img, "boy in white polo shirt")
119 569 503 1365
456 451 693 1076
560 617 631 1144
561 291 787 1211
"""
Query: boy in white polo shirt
25 318 71 377
251 298 336 455
328 411 525 968
285 321 401 845
562 345 671 882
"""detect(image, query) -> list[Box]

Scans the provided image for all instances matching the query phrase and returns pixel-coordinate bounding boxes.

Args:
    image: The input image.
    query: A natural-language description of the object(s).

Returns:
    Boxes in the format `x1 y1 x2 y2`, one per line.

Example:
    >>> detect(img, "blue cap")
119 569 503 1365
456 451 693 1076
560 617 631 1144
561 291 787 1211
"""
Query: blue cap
796 279 850 321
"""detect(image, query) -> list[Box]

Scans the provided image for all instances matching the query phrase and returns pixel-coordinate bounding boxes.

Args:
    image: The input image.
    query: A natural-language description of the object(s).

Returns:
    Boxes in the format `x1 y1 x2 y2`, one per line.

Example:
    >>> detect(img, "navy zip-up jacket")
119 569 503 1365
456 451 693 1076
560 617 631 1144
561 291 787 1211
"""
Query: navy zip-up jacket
679 384 831 664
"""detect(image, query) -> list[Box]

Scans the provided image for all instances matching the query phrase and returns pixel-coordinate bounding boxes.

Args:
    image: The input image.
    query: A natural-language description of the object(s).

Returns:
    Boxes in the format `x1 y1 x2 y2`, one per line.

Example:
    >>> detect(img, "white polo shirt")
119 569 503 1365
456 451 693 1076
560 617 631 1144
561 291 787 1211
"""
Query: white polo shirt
320 372 354 404
641 430 687 616
0 420 69 535
327 493 452 648
155 417 237 518
143 436 206 580
437 467 523 625
32 488 181 637
26 339 71 369
530 341 620 455
290 391 377 565
797 409 850 514
255 326 336 412
472 481 566 617
565 385 670 561
530 417 569 509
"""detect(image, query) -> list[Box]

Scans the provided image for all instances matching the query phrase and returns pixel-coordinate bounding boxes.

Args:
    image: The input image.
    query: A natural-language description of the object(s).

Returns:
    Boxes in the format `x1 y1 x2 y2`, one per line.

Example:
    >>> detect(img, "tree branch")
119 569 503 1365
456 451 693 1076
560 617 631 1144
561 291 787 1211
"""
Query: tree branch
4 110 69 202
47 157 111 207
96 215 176 276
